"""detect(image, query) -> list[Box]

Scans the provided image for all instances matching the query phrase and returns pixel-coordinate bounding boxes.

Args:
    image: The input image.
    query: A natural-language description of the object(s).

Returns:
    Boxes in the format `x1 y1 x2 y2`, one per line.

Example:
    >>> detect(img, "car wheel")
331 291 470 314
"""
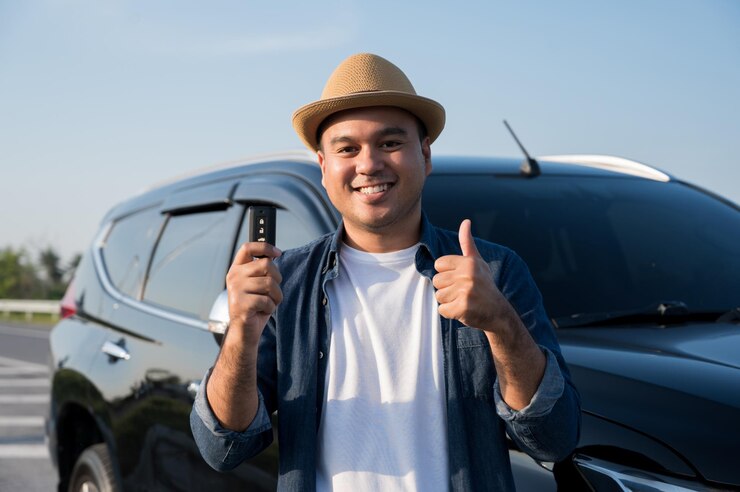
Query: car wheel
68 443 119 492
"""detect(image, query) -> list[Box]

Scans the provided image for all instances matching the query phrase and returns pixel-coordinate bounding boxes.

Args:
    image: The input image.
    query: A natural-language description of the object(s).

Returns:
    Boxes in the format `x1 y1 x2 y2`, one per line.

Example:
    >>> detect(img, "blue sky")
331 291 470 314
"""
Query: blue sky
1 0 739 261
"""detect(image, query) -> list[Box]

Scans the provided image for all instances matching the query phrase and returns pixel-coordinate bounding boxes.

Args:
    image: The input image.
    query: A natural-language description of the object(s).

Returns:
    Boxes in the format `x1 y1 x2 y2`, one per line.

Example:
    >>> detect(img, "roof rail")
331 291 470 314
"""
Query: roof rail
537 154 671 182
144 149 318 191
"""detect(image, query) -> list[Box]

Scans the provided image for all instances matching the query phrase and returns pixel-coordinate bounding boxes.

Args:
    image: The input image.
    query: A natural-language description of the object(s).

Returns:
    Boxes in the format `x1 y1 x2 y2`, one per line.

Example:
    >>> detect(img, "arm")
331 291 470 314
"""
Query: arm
434 220 545 408
190 241 282 471
209 241 282 430
494 249 580 462
433 220 580 461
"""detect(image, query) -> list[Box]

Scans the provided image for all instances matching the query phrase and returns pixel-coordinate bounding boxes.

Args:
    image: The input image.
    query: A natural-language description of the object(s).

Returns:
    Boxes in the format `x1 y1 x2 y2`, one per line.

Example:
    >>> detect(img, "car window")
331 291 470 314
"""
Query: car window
101 206 165 299
142 206 242 320
234 207 319 255
423 175 740 320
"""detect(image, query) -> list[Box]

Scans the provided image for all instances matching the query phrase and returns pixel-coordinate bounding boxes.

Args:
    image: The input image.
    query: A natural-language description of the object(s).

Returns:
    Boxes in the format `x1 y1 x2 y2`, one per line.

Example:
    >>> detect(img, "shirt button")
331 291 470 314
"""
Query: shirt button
319 351 324 359
322 297 327 306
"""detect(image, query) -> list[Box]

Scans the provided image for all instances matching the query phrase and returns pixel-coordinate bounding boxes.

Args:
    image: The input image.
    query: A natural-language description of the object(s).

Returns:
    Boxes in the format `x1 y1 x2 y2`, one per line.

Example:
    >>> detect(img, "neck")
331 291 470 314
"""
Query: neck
342 215 423 253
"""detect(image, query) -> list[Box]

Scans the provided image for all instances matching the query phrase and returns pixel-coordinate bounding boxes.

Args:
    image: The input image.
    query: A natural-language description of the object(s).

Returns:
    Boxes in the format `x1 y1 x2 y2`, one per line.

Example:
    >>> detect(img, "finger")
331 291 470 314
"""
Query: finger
239 277 283 303
245 257 283 284
248 295 278 316
265 259 283 285
232 242 282 267
434 255 461 273
227 260 283 296
437 299 459 320
458 219 481 258
434 285 459 305
228 283 282 322
432 271 456 290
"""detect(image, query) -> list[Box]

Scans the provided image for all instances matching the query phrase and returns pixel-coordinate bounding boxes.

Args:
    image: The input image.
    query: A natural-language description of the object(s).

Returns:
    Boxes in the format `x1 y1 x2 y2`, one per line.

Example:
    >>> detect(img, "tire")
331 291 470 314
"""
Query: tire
68 443 120 492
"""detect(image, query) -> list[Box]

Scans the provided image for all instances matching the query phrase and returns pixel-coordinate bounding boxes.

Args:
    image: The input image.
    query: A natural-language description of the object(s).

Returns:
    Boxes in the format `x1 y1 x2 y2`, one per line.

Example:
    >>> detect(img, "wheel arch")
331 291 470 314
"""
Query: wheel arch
55 401 122 491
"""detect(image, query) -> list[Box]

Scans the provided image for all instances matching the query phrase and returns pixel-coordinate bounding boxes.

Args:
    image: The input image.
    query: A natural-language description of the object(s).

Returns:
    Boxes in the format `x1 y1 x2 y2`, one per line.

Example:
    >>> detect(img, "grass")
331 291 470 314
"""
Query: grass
0 312 59 326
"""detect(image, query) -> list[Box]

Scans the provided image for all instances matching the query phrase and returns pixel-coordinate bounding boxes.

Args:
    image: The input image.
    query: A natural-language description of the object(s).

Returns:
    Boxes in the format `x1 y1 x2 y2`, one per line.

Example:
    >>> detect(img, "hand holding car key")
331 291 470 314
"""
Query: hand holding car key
225 205 281 339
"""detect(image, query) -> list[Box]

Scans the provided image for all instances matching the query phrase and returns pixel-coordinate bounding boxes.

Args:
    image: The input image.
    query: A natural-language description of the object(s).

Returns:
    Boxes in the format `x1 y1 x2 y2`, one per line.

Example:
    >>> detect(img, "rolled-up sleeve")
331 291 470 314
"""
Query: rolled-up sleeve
494 346 564 421
492 250 581 463
190 368 273 471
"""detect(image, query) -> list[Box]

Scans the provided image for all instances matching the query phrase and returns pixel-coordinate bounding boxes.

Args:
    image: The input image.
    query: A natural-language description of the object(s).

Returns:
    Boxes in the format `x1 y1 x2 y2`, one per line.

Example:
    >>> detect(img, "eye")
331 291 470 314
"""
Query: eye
380 140 402 149
336 146 358 154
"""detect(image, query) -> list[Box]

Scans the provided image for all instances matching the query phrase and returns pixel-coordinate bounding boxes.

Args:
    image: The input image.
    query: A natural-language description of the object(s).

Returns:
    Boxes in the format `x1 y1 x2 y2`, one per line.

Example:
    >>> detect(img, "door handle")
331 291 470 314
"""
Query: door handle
102 340 130 361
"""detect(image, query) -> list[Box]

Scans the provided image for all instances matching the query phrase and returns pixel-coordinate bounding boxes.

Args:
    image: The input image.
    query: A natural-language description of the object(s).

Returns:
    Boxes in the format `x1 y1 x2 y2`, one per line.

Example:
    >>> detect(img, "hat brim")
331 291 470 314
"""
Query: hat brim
292 91 446 151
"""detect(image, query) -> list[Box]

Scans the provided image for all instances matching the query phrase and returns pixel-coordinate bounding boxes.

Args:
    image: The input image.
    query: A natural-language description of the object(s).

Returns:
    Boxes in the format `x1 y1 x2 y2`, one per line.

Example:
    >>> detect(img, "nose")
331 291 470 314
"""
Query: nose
355 147 384 175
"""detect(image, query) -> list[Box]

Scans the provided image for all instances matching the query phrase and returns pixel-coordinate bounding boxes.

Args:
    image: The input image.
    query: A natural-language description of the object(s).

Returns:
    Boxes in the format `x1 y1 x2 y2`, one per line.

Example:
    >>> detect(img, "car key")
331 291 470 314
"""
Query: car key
247 205 277 247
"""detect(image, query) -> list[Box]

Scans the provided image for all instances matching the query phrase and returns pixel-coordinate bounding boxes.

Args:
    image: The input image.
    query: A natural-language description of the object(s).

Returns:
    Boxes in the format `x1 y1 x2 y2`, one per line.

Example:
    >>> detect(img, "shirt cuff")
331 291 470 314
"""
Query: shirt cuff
193 368 272 441
494 346 565 421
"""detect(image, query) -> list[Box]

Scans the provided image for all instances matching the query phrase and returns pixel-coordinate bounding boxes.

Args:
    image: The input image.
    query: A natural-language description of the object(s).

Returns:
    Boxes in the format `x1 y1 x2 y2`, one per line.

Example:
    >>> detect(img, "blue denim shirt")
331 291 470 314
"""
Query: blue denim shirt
191 214 581 491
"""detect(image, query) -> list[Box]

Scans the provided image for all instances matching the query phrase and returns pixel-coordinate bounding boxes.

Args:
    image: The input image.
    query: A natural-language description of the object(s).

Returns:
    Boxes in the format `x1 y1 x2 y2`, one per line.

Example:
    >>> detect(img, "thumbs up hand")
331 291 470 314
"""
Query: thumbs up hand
433 219 508 332
435 220 549 410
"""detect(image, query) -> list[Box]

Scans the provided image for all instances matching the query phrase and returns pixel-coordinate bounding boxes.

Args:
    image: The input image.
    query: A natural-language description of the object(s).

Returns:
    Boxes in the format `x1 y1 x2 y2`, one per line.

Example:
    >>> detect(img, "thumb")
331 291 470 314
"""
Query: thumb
459 219 480 257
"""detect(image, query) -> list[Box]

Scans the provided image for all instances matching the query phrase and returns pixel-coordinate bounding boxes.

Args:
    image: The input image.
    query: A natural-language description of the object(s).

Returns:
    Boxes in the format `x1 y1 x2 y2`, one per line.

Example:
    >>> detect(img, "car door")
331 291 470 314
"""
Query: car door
86 179 267 491
87 171 336 491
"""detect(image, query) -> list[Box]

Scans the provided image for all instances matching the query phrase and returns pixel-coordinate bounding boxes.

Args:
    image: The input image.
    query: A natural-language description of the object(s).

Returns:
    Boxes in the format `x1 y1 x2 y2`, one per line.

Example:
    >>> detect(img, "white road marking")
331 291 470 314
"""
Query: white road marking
0 395 50 404
0 336 54 464
0 416 44 426
0 378 49 387
0 444 49 458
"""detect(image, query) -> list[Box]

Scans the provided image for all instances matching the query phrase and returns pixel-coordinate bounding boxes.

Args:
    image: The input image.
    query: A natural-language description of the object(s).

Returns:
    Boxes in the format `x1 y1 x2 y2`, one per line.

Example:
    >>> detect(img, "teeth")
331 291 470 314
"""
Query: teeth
359 183 390 194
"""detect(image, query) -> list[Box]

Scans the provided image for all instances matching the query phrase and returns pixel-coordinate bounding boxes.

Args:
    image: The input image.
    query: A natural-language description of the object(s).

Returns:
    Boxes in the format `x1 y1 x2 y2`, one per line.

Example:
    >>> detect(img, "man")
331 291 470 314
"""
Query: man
191 53 580 491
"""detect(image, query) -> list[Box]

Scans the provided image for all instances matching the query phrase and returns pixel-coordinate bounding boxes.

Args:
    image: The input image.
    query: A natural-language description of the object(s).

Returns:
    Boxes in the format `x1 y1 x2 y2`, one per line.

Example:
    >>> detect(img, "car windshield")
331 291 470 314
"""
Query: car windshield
423 173 740 322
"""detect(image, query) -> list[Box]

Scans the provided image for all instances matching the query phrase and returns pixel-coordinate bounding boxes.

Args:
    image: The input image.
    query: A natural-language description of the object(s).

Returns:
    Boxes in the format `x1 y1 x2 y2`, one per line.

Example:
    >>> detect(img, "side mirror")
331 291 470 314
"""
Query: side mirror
207 290 229 335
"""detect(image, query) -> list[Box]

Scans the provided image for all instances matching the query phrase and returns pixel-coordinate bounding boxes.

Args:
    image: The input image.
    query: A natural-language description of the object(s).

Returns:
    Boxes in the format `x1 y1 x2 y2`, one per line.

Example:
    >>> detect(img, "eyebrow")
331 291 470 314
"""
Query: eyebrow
377 126 408 138
328 126 409 147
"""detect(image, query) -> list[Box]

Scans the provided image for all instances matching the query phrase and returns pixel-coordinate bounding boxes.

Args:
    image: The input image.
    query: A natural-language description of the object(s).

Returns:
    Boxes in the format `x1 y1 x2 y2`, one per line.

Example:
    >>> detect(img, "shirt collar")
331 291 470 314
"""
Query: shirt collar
322 222 344 275
323 212 442 275
418 211 441 261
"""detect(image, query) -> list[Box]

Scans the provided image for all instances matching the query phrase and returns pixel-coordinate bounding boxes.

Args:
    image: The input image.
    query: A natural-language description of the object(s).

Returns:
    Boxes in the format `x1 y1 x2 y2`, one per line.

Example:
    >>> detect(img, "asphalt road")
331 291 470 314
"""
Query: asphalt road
0 322 57 491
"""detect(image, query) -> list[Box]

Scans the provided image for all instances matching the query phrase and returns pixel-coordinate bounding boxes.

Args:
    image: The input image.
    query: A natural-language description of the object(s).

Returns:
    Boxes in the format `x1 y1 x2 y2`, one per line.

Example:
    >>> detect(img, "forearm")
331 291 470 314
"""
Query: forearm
207 326 261 431
191 365 274 472
495 347 581 462
486 249 580 460
208 241 282 431
483 306 546 410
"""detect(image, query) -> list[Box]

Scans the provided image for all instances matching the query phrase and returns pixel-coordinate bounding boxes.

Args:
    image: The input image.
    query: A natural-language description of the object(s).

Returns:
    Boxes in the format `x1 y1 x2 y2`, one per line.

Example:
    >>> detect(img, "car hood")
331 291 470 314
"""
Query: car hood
559 322 740 487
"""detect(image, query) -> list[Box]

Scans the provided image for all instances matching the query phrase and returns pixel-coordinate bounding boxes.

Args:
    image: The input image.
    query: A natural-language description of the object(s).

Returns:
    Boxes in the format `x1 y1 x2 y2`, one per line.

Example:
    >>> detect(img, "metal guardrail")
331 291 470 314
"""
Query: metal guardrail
0 299 59 321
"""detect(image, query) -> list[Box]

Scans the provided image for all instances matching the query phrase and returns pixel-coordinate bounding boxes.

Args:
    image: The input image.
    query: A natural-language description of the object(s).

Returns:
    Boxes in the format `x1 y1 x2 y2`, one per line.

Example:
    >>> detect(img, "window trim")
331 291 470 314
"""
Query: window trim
139 204 243 321
92 173 337 333
94 219 209 331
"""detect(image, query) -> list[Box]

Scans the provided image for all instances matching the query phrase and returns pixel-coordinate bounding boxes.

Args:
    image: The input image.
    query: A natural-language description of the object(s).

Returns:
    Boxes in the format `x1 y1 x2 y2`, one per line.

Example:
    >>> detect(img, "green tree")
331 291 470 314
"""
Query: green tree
38 246 67 299
0 247 42 298
39 247 63 285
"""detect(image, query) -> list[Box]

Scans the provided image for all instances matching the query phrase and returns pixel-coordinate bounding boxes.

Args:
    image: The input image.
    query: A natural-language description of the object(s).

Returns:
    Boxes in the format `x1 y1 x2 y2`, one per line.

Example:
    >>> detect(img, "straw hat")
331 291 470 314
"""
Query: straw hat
292 53 446 151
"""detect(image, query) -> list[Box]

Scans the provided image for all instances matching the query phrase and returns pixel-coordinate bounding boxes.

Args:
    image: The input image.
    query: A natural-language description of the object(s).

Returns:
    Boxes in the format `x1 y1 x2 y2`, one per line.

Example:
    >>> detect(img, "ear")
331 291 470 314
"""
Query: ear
421 137 432 176
317 150 327 189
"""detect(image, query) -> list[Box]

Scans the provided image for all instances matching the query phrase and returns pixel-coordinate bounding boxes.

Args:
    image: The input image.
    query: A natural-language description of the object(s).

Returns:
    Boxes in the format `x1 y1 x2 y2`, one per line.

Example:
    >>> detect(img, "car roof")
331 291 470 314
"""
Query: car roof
430 155 672 182
102 151 322 223
102 152 673 224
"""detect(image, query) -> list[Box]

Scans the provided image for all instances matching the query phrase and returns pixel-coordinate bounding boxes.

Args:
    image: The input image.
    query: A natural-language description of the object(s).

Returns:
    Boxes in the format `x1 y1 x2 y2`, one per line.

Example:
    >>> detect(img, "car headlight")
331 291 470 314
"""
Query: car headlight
574 455 727 492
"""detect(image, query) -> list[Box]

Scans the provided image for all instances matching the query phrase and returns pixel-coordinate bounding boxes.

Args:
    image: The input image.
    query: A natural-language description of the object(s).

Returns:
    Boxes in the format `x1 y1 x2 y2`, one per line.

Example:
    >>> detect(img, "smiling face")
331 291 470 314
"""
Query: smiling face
317 106 432 252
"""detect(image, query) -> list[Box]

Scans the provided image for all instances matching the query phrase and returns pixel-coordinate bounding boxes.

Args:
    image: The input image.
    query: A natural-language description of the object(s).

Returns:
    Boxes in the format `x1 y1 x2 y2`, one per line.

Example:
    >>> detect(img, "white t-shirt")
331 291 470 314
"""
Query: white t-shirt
316 243 449 492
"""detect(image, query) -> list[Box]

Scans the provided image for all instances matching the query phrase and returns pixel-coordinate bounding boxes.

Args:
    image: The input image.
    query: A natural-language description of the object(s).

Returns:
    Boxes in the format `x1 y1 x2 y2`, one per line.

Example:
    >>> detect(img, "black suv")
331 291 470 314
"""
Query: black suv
48 152 740 491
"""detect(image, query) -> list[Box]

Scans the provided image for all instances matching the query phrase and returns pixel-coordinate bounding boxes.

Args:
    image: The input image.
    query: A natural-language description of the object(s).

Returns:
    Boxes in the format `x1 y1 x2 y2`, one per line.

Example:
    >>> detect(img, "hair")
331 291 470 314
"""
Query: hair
316 107 428 152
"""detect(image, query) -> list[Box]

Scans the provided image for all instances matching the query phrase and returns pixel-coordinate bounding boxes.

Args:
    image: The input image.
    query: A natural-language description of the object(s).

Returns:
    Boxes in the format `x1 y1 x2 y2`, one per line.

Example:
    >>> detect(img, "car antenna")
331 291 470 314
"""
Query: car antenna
503 120 541 177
